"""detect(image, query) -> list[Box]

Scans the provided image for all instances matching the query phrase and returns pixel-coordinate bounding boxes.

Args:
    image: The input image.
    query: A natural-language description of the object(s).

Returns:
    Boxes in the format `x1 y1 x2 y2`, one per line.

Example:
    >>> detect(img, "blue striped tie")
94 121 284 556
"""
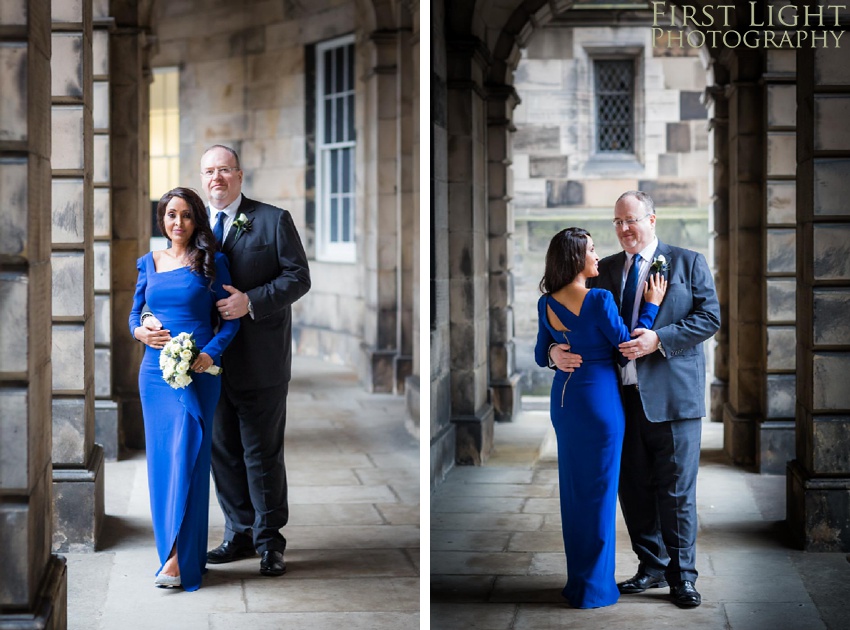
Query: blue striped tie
621 253 641 329
213 212 225 244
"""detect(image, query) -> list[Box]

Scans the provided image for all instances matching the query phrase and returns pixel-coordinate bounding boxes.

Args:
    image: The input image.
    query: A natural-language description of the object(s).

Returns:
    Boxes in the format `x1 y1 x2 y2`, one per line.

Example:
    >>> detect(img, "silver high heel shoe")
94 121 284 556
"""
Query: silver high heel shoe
154 573 181 588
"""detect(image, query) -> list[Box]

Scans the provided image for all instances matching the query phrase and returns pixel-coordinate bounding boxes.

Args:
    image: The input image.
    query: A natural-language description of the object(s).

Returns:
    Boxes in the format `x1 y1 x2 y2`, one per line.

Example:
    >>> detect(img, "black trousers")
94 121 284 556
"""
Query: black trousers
211 381 289 553
619 385 702 585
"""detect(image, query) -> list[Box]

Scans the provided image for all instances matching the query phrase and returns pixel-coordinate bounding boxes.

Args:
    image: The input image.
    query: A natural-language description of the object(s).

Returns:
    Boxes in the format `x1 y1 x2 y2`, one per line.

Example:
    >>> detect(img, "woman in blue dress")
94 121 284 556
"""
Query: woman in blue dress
129 187 240 591
534 227 666 608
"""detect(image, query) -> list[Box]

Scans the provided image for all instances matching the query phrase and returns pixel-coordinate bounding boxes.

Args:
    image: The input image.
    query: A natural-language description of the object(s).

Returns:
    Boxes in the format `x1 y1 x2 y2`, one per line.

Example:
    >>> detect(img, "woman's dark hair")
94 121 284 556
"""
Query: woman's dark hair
156 187 217 286
539 227 591 294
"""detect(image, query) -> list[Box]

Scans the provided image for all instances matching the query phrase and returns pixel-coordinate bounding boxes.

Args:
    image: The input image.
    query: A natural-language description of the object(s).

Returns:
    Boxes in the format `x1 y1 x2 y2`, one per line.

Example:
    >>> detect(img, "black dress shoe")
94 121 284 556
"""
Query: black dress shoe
260 550 286 576
617 571 669 594
206 540 256 564
670 581 702 608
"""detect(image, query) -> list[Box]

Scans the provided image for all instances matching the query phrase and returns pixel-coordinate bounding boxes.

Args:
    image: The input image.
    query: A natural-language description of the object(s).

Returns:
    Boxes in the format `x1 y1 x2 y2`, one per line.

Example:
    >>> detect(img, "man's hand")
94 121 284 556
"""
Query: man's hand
216 285 249 320
142 315 163 331
134 317 171 349
619 328 660 360
191 352 214 373
550 343 583 373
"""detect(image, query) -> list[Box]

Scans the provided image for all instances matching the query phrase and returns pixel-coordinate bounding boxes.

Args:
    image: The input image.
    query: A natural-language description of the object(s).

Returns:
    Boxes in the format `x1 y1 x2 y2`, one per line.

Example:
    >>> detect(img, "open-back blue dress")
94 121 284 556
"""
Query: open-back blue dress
129 251 240 591
534 288 658 608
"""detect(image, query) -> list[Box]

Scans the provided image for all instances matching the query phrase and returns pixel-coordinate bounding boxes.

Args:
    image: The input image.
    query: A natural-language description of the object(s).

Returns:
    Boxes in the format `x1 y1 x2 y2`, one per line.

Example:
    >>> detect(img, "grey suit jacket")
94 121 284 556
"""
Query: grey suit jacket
219 196 311 391
590 240 720 422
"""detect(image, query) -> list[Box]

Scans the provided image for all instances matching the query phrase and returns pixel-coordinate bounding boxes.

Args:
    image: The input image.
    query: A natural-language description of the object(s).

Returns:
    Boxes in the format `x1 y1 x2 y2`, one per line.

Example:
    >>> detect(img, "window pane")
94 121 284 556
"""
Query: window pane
342 197 351 242
335 96 344 143
335 46 344 93
165 113 179 155
330 197 338 242
346 94 355 141
330 148 339 192
150 115 164 156
324 99 333 143
324 49 333 95
347 44 354 92
341 147 351 193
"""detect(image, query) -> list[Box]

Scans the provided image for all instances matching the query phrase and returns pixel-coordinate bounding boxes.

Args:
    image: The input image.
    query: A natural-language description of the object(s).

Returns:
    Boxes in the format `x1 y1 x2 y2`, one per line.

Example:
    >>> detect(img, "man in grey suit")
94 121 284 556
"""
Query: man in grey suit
550 191 720 608
144 145 311 576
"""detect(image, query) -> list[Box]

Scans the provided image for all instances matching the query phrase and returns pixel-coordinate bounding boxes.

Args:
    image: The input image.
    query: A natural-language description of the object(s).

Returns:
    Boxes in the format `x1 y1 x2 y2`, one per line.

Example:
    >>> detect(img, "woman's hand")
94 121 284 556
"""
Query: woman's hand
191 352 214 373
643 273 668 306
134 325 171 349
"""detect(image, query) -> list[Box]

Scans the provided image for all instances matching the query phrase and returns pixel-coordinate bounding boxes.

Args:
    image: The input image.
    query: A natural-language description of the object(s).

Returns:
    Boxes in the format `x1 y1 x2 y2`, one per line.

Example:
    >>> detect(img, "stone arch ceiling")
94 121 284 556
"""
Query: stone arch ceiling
458 0 739 86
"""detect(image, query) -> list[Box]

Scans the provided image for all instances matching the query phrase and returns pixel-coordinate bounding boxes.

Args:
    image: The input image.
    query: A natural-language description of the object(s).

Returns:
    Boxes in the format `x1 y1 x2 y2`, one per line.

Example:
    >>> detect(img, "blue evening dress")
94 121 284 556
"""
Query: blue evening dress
129 251 240 592
535 288 658 608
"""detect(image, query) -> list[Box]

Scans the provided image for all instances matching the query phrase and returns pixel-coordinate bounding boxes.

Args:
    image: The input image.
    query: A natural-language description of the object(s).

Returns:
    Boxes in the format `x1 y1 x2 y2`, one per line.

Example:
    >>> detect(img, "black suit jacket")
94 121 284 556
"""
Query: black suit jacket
219 196 311 391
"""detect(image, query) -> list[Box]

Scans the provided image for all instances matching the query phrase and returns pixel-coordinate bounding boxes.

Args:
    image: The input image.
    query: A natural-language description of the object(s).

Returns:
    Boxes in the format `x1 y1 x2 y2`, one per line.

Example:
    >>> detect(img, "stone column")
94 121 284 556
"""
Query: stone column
787 39 850 551
93 0 118 461
405 0 420 428
50 0 104 553
706 62 730 424
447 37 493 465
430 0 454 484
761 49 797 474
722 49 765 466
487 85 521 423
0 0 68 627
394 17 415 396
360 30 401 393
109 8 151 449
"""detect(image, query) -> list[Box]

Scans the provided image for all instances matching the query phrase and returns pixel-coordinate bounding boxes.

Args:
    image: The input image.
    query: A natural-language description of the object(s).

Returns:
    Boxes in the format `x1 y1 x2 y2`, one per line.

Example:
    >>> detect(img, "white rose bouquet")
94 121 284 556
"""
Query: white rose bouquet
159 332 221 389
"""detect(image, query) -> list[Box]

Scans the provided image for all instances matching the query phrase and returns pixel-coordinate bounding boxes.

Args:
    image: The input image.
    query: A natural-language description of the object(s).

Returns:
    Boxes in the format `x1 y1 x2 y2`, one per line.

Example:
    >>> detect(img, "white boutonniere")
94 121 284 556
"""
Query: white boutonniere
232 213 253 240
649 254 669 275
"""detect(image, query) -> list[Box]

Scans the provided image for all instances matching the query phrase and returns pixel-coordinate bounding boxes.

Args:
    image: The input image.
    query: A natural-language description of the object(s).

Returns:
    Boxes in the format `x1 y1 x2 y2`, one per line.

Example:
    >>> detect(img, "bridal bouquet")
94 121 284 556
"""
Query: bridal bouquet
159 332 221 389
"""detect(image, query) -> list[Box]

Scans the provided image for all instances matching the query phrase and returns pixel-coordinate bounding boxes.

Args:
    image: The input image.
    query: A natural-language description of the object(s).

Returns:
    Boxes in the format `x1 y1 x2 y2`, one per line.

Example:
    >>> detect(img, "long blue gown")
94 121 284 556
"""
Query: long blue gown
534 288 658 608
129 251 240 592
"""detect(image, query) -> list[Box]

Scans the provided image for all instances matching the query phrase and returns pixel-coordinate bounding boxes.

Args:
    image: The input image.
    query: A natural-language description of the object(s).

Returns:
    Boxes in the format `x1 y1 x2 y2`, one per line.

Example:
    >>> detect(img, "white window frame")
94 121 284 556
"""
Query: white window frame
316 34 356 263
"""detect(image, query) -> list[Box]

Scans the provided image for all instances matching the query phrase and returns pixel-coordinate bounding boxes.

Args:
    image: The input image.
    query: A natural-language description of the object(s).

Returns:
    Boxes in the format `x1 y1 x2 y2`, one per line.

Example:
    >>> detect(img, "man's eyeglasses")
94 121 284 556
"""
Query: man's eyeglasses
201 167 240 178
612 213 650 228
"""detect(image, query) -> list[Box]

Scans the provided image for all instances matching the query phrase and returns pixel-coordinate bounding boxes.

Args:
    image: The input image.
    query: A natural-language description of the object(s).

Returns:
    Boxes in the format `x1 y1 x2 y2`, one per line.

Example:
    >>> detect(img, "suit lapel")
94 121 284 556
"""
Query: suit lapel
223 197 256 254
608 251 627 309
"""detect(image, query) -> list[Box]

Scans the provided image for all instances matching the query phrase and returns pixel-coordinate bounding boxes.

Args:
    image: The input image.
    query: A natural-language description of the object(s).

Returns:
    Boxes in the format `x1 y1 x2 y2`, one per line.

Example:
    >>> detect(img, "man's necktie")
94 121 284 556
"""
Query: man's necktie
213 212 225 244
621 253 641 329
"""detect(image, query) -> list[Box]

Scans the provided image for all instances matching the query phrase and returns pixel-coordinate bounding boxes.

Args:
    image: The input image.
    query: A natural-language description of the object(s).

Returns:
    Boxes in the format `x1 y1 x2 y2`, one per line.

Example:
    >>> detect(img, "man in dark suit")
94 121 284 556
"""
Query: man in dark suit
144 145 310 576
550 191 720 608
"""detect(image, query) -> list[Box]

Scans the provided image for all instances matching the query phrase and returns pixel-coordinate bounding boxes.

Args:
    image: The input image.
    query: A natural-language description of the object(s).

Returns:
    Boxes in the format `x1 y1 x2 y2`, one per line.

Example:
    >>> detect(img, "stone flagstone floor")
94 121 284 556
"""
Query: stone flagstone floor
431 403 850 630
64 356 420 630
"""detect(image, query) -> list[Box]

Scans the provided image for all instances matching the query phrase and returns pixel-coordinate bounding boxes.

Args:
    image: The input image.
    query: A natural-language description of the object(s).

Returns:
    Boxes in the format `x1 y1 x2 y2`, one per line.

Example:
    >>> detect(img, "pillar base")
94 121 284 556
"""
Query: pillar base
405 374 419 432
0 554 67 630
430 420 456 489
94 400 118 461
710 378 728 423
453 404 495 466
722 403 756 466
52 444 105 553
358 345 394 393
491 372 521 423
787 459 850 551
393 354 412 394
757 420 795 475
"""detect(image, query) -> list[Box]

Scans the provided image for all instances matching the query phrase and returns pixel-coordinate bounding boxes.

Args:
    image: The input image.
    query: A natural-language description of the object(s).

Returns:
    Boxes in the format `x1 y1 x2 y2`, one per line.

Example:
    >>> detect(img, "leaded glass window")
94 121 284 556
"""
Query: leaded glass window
595 60 634 153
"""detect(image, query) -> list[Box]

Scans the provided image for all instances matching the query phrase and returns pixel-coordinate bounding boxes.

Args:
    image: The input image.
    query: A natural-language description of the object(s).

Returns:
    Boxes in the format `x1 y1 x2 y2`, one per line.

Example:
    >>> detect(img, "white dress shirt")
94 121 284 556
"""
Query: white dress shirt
620 237 658 386
210 193 243 241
